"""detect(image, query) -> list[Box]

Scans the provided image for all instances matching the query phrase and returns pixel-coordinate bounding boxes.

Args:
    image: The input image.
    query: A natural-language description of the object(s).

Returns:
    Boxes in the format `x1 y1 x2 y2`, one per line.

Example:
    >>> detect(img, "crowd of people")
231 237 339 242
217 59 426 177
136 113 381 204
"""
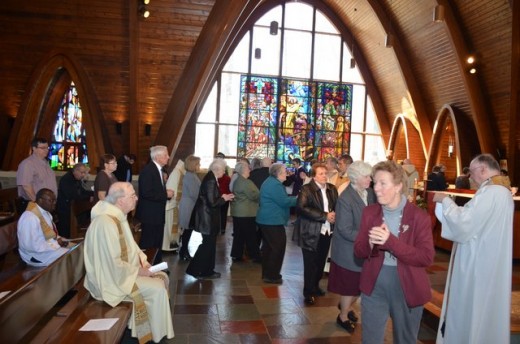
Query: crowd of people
13 139 515 343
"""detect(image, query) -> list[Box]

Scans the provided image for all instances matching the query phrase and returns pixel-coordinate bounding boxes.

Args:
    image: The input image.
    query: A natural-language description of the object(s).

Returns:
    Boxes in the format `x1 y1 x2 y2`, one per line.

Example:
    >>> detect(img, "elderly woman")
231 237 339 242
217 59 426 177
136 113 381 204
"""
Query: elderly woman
230 161 261 263
292 163 338 305
177 155 201 261
354 160 434 343
94 154 118 202
186 159 234 279
256 163 297 284
328 161 376 332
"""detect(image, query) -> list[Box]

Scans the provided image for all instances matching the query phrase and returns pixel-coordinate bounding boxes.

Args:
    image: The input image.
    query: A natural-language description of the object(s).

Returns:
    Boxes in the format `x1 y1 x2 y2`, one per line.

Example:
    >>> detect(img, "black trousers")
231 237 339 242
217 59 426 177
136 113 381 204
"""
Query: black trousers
302 233 331 297
139 222 164 265
231 217 260 260
186 230 217 277
259 224 286 280
220 201 230 232
179 228 193 256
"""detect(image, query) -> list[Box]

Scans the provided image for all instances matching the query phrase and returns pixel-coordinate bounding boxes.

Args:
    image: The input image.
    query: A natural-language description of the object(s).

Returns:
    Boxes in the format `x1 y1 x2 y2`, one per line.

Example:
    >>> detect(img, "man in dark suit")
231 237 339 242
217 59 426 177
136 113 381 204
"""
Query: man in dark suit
136 146 172 265
114 153 136 182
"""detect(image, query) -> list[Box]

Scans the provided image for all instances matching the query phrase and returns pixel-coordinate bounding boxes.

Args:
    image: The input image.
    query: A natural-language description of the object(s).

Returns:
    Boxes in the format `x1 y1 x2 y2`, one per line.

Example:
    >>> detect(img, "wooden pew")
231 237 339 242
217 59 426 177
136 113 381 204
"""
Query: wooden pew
0 243 84 344
0 219 18 270
69 199 94 239
29 247 159 343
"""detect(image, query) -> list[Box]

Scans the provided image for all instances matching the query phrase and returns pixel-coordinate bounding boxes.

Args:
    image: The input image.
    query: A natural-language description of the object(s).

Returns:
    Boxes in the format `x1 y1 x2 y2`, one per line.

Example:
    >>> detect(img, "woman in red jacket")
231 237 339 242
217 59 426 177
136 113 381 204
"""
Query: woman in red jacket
354 160 434 344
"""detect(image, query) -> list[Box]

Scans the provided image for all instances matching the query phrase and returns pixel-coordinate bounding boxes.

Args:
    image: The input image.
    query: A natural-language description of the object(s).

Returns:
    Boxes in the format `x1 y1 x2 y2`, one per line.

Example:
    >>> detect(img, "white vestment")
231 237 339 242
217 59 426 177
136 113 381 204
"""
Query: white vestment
434 180 513 344
17 206 68 267
163 160 185 250
84 201 174 342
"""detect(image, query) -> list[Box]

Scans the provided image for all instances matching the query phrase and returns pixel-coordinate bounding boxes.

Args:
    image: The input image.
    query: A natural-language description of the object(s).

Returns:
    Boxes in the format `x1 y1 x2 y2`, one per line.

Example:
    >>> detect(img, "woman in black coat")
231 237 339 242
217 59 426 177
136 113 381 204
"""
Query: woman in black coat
292 163 338 305
186 159 234 279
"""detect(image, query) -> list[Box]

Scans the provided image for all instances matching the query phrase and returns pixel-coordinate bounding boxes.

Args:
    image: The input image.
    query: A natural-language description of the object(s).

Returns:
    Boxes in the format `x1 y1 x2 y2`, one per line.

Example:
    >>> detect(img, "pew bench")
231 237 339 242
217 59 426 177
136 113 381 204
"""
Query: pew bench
29 247 159 343
0 219 18 270
0 242 85 344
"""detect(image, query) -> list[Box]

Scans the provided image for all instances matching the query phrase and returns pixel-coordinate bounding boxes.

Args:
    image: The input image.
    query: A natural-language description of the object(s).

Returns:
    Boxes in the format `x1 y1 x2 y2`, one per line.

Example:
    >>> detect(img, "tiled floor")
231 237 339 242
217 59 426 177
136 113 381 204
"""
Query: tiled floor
125 219 520 343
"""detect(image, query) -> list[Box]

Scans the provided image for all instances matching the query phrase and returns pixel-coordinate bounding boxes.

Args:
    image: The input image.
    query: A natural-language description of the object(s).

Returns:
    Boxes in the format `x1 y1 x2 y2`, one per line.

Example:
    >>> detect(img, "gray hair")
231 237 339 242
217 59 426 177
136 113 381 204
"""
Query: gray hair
269 163 285 177
471 153 500 171
209 158 227 174
150 145 168 160
348 161 372 185
73 162 88 171
105 182 130 204
250 157 262 170
234 161 249 176
261 157 273 167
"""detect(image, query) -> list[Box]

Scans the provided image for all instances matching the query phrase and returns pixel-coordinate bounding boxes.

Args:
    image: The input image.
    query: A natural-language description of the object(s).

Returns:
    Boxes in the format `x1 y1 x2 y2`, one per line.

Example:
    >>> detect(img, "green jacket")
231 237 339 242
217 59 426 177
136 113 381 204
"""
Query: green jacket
230 174 259 217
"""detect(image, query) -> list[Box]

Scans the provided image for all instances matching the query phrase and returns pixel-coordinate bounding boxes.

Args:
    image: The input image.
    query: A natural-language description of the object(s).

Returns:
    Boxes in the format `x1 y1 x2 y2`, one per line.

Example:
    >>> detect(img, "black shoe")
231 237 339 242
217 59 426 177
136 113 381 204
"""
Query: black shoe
348 310 358 323
232 257 243 262
179 253 192 262
252 258 262 264
262 278 283 284
336 315 355 333
197 271 221 280
304 296 316 305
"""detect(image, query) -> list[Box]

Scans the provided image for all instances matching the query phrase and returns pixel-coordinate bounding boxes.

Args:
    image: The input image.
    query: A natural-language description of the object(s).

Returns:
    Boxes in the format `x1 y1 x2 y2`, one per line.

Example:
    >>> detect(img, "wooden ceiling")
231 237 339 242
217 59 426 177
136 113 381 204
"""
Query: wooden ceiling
0 0 517 181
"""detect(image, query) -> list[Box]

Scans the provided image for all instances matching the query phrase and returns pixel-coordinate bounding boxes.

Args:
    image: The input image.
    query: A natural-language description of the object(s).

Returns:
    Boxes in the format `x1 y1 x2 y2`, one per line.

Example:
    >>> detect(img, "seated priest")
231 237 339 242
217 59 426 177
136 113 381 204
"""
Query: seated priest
17 188 70 267
84 182 174 343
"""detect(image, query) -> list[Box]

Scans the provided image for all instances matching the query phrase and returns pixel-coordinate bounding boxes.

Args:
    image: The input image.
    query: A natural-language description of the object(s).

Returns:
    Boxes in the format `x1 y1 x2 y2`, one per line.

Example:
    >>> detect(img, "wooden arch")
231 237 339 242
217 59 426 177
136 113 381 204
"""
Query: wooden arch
387 114 427 171
2 50 109 172
425 104 480 182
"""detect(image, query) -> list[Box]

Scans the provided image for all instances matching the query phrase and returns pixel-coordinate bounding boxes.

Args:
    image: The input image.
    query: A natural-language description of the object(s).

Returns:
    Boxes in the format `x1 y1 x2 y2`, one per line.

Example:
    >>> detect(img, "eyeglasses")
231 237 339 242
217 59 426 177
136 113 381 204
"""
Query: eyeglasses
36 146 50 150
108 161 117 165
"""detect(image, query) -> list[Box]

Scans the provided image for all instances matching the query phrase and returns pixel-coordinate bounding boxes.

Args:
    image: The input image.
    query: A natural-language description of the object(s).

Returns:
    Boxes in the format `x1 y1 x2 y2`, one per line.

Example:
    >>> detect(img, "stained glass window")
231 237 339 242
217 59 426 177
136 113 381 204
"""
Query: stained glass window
49 81 88 170
195 1 384 168
238 76 353 164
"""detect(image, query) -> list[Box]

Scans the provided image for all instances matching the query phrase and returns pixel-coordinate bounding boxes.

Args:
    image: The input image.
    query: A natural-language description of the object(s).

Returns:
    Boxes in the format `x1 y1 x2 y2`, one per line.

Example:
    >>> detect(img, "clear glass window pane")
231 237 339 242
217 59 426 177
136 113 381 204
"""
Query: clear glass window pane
198 82 217 122
223 33 250 73
251 26 281 76
218 124 238 158
364 134 386 165
342 43 364 84
220 73 241 124
284 2 313 31
255 5 282 26
195 123 216 168
351 84 366 132
349 134 363 161
315 10 339 34
313 33 341 81
282 30 312 79
365 96 381 134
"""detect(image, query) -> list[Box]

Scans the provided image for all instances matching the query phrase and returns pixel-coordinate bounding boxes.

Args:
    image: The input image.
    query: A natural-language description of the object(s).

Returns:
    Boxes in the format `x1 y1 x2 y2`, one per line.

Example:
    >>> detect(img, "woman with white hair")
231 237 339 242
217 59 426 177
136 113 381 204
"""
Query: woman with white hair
256 163 297 284
328 160 376 333
186 158 234 279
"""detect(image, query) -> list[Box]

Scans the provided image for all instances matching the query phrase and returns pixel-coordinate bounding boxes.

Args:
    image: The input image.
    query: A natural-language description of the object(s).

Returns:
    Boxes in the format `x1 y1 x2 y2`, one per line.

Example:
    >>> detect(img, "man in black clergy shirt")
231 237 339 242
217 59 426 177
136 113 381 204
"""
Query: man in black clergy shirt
56 163 94 238
136 146 173 265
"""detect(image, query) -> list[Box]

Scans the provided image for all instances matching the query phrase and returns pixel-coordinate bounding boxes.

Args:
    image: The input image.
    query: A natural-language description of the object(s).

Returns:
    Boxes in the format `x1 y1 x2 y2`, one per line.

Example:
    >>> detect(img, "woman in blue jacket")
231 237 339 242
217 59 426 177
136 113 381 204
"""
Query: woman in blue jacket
256 163 297 284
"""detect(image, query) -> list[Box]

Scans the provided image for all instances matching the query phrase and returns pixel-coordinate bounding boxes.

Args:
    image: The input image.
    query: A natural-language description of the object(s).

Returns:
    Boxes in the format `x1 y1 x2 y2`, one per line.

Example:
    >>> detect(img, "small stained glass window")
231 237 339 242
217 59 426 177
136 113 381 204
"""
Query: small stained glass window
49 81 88 170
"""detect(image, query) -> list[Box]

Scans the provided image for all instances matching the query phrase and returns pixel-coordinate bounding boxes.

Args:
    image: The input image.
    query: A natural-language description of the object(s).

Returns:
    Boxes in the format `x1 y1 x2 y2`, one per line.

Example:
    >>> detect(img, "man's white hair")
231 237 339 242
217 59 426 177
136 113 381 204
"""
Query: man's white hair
150 145 168 160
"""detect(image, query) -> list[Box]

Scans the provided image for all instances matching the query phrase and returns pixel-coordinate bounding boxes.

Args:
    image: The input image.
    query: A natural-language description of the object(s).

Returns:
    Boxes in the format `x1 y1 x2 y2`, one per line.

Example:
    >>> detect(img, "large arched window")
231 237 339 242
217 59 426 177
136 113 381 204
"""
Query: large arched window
49 81 88 170
195 2 385 167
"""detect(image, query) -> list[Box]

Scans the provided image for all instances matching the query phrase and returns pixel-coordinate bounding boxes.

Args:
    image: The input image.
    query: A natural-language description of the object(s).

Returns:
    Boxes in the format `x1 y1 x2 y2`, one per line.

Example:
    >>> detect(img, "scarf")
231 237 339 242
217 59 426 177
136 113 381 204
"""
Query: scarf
27 202 57 240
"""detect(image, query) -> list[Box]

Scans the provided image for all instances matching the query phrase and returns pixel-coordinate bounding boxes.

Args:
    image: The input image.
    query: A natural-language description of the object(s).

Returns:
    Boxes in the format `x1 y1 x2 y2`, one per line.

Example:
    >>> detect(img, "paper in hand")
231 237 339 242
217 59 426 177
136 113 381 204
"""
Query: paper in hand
149 261 168 273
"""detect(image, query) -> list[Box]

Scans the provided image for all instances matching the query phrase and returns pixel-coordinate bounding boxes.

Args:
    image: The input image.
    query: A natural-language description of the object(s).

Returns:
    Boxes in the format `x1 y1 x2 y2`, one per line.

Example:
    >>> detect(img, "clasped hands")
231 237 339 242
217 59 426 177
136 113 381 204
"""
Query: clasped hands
368 223 390 246
222 193 234 202
326 211 335 224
